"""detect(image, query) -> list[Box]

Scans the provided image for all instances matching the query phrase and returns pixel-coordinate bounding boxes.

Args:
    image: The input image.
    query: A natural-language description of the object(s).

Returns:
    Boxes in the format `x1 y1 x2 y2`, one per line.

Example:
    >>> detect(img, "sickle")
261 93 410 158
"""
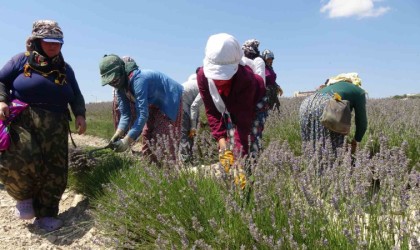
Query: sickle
87 143 113 159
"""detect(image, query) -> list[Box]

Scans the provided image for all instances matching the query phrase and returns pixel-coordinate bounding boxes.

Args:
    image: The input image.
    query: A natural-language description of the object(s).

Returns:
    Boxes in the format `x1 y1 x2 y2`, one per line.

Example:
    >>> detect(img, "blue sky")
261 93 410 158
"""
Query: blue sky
0 0 419 103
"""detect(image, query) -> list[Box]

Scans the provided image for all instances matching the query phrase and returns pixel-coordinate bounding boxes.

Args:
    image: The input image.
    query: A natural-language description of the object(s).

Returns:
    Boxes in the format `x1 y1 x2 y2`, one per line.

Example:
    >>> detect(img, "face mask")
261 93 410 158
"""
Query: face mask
108 76 127 89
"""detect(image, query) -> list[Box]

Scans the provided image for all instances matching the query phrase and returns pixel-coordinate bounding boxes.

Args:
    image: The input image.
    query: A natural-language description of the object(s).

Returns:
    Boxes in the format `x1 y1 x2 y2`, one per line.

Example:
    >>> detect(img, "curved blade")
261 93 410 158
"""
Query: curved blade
87 143 113 158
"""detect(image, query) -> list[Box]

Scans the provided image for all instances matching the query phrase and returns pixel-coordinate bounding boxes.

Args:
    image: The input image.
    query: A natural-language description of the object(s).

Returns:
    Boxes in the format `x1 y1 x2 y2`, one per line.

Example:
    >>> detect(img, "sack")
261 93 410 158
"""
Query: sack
0 124 10 150
320 96 351 135
0 99 29 151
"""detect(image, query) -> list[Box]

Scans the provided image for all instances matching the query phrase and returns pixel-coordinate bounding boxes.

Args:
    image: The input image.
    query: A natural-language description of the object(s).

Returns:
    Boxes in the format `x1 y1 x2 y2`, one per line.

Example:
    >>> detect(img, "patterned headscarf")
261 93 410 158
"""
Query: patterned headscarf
23 20 66 85
26 20 64 51
30 20 64 41
242 39 260 59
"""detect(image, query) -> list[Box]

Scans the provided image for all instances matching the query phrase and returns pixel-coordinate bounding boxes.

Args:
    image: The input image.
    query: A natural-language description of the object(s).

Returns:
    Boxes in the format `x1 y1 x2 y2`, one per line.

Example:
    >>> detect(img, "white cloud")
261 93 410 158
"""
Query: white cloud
321 0 390 18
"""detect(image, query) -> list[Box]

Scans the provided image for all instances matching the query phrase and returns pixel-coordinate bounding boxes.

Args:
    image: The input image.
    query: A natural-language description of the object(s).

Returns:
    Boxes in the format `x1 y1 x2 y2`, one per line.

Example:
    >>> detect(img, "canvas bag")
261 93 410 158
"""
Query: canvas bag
320 95 351 135
0 99 29 151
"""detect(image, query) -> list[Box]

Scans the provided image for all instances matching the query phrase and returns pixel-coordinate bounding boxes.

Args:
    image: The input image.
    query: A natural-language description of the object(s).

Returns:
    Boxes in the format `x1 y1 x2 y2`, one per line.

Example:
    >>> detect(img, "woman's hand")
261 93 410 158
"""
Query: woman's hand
277 86 283 96
0 102 9 121
218 137 227 152
75 115 87 135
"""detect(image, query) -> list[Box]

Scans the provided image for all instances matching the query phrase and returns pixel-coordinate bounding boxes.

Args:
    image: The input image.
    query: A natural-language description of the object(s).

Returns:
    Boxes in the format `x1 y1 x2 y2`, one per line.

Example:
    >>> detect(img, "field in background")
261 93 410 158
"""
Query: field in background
82 102 115 139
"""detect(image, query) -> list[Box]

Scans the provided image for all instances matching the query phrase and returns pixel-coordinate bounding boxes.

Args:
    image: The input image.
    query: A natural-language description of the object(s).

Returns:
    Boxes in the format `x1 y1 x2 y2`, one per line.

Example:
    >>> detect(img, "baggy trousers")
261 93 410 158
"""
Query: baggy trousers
0 107 68 217
178 109 198 163
141 102 182 163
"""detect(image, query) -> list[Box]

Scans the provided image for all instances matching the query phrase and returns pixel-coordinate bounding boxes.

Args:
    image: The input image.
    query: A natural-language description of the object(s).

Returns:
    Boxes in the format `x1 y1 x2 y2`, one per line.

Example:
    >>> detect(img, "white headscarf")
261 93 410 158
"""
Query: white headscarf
207 78 226 114
203 33 243 80
327 72 362 87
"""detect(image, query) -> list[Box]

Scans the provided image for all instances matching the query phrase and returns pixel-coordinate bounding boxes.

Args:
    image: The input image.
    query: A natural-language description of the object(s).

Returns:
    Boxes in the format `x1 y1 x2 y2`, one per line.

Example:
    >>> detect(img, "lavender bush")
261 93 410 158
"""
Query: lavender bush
366 98 420 171
92 160 257 249
73 97 419 249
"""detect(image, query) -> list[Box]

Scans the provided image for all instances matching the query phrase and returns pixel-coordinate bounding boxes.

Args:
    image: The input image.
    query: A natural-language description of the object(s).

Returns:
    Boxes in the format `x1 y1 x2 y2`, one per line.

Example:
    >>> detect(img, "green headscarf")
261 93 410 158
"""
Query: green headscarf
122 56 139 75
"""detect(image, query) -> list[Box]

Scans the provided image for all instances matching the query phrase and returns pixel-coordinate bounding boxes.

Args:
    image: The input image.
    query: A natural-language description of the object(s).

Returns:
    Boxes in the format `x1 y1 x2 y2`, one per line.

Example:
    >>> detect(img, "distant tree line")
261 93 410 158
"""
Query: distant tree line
392 93 420 99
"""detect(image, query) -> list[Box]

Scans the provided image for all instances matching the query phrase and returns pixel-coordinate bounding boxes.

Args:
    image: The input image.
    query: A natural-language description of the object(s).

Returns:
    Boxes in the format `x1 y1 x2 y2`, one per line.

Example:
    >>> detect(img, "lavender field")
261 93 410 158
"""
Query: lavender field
80 97 419 249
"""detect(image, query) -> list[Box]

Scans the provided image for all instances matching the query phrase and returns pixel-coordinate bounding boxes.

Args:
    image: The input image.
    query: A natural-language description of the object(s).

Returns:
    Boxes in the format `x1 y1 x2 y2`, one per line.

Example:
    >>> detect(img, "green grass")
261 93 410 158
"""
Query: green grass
82 102 115 139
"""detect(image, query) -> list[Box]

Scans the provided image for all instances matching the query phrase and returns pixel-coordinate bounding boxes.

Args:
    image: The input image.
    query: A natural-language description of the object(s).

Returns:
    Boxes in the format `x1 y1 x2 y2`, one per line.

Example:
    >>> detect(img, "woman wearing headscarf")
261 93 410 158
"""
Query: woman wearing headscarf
179 68 203 163
299 73 367 154
241 39 266 84
197 33 266 184
262 49 282 110
0 20 87 232
99 54 183 163
241 39 269 144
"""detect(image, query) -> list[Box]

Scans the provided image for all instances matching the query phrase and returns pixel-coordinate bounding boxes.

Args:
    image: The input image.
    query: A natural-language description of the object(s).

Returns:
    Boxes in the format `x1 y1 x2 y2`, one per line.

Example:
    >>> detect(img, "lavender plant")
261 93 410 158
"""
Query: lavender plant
263 97 304 155
366 98 420 171
92 161 255 249
70 97 419 249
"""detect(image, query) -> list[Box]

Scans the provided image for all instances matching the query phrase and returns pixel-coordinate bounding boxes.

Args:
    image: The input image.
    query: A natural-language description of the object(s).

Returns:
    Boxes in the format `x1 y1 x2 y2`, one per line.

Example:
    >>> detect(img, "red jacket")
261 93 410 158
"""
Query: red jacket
197 65 265 154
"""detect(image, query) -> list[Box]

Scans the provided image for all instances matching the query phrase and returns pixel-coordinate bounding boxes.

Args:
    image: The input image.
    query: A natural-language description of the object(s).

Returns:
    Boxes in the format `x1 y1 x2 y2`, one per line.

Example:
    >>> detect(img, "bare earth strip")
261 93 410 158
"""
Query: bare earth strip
0 134 110 250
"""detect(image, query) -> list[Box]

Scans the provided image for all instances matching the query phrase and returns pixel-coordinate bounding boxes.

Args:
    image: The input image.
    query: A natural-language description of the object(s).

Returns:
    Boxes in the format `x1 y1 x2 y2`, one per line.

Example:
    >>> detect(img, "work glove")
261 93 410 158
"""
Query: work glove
219 149 234 173
112 138 130 153
233 167 247 190
188 128 197 138
110 130 124 144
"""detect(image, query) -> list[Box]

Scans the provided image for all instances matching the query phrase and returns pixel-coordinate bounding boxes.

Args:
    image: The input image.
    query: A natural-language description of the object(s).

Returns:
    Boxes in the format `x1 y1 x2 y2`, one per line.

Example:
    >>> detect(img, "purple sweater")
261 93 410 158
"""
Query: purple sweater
197 65 265 154
265 66 277 87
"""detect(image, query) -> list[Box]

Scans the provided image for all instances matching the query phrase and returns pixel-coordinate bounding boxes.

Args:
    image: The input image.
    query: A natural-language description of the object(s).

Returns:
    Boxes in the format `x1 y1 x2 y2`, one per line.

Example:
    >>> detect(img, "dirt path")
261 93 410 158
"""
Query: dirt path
0 134 111 250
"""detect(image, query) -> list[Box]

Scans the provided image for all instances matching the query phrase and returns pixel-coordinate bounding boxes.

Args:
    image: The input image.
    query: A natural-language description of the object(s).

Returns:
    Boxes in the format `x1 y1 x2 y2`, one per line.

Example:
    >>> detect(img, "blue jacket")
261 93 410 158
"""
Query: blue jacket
116 69 183 140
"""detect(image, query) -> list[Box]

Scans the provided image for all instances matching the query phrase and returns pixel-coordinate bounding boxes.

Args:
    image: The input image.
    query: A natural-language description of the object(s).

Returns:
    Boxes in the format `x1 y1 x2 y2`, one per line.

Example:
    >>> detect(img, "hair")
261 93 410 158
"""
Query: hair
27 38 48 56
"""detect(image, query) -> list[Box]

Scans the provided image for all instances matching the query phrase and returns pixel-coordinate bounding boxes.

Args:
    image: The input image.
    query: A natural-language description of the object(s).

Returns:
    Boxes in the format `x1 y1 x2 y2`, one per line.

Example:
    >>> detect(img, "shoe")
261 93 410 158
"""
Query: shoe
15 199 35 220
34 217 63 232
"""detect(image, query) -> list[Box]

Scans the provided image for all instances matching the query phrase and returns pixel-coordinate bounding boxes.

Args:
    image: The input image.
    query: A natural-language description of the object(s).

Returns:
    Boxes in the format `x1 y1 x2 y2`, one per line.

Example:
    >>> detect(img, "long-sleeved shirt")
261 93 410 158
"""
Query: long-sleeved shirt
241 57 266 86
182 73 203 129
319 81 367 142
116 69 183 140
0 52 86 117
197 64 266 153
265 66 278 87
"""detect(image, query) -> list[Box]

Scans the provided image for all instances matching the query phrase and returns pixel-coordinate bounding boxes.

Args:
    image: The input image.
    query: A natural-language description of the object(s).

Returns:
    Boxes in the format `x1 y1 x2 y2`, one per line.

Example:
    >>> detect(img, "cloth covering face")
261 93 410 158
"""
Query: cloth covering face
99 54 125 86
